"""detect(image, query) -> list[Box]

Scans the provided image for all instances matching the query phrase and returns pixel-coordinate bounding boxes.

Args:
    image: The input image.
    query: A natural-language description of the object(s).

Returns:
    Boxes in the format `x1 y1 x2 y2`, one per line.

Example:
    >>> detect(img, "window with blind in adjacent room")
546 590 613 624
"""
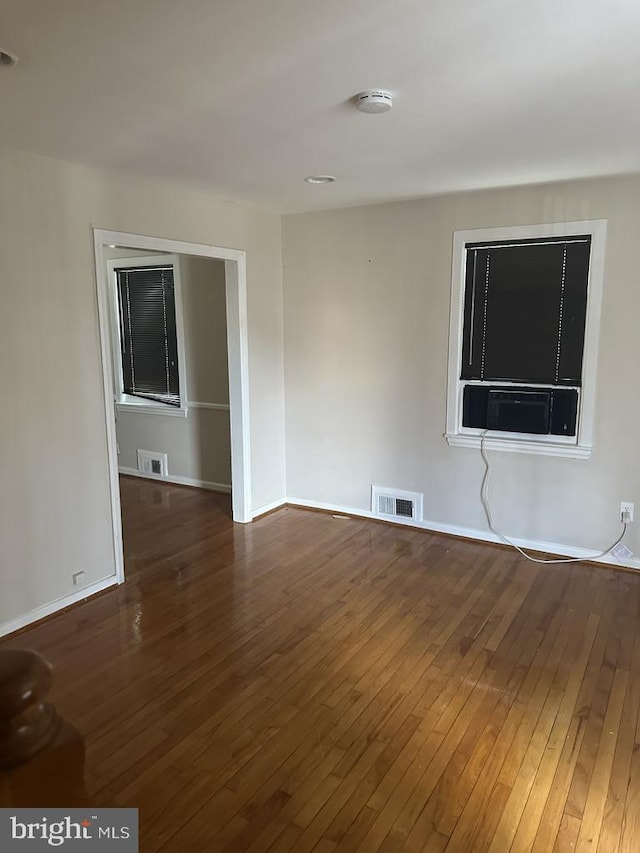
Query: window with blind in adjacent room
108 255 188 417
445 220 607 458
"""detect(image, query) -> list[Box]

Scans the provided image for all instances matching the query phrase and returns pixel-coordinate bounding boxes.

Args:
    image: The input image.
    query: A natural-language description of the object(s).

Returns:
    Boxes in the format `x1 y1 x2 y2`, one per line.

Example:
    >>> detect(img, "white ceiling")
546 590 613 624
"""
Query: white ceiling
2 0 640 213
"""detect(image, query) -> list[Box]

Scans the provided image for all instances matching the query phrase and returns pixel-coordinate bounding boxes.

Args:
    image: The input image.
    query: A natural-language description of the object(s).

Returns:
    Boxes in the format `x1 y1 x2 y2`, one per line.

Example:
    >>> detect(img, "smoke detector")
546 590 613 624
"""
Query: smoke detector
355 90 393 114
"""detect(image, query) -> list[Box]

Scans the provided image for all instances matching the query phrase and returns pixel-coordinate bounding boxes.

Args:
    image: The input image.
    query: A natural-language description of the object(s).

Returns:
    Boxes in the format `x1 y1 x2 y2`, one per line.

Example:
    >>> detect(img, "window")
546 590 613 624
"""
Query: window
108 255 188 417
445 220 606 458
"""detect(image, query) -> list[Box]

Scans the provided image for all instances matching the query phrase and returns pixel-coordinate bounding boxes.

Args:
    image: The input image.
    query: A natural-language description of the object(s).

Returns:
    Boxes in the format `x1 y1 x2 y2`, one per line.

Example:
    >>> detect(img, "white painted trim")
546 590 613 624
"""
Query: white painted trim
97 231 246 264
119 466 232 494
445 219 607 457
116 399 189 418
445 433 592 459
579 221 607 449
286 497 640 572
0 576 118 640
252 497 288 518
224 256 252 522
93 229 252 586
93 239 126 585
172 256 189 412
188 401 230 411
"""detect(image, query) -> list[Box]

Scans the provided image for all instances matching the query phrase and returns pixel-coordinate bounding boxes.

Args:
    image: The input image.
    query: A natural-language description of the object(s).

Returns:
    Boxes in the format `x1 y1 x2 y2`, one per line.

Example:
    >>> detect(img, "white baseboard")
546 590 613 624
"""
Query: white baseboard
252 497 288 518
0 575 119 639
5 494 634 640
119 467 232 494
286 497 640 573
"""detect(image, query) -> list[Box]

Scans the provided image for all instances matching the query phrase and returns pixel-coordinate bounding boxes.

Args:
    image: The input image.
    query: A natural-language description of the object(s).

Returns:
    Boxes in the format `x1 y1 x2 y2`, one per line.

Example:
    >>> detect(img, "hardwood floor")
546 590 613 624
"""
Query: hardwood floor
4 475 640 851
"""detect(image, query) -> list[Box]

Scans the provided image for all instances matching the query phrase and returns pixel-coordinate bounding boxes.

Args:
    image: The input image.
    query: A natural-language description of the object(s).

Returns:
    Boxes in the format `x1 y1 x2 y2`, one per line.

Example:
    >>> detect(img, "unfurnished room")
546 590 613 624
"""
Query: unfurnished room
1 1 640 851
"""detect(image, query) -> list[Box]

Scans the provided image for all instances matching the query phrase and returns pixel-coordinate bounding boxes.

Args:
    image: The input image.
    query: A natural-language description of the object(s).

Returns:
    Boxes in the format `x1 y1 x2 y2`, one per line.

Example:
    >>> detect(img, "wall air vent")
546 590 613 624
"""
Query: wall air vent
137 449 168 478
371 486 423 523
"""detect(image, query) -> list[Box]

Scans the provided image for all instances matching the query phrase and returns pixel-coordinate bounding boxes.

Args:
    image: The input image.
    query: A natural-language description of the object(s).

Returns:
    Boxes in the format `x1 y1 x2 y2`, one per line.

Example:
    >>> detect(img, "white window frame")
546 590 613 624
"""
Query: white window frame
445 219 607 459
107 254 189 418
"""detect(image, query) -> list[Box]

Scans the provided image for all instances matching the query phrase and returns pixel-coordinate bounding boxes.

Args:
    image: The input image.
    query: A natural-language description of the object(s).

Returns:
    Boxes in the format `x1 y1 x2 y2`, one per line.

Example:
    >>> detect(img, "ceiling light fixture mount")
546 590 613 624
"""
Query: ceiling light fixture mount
305 175 336 184
355 89 393 113
0 49 18 68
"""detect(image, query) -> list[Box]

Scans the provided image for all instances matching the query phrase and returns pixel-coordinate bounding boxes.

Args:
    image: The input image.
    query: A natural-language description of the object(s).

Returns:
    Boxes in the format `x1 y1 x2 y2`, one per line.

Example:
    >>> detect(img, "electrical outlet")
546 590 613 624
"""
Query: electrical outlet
620 502 635 523
72 571 86 586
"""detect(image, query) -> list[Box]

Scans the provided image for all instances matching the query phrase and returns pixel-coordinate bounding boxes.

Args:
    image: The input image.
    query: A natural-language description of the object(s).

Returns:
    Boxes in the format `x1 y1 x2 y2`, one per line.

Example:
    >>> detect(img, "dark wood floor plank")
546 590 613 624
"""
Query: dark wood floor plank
2 476 640 852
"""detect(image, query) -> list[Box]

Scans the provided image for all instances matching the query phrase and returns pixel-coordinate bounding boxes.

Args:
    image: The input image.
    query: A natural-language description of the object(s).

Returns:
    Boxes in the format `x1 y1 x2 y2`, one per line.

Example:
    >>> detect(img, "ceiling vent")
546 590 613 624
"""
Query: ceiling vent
371 486 423 522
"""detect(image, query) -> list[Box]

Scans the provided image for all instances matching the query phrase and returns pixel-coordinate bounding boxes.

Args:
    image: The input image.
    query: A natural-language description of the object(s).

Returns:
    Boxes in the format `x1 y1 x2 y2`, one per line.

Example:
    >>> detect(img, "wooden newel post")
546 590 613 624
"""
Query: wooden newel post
0 649 87 807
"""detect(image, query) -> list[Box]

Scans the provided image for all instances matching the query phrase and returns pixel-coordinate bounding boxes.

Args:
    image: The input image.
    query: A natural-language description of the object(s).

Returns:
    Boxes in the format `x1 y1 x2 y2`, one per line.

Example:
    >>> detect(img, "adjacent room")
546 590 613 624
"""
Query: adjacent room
1 0 640 850
103 245 233 507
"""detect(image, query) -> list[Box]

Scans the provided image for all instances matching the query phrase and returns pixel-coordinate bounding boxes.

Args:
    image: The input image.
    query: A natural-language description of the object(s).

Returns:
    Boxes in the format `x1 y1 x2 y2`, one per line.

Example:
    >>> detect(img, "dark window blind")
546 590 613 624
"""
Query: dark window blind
461 236 591 386
116 266 180 406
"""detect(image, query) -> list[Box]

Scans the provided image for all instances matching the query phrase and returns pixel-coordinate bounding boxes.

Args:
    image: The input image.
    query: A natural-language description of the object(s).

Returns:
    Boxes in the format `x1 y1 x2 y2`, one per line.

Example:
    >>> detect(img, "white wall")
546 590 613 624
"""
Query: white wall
5 141 639 636
0 145 285 634
282 175 640 559
113 254 232 488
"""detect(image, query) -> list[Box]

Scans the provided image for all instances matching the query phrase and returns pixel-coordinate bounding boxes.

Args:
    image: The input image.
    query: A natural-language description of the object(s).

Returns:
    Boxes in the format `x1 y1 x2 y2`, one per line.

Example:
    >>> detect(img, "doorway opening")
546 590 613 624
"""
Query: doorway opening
93 230 252 585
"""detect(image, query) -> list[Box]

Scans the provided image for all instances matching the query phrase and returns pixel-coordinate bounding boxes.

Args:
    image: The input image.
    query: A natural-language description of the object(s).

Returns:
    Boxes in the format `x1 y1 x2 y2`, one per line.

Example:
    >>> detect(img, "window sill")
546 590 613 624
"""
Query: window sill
445 432 592 459
116 397 188 418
